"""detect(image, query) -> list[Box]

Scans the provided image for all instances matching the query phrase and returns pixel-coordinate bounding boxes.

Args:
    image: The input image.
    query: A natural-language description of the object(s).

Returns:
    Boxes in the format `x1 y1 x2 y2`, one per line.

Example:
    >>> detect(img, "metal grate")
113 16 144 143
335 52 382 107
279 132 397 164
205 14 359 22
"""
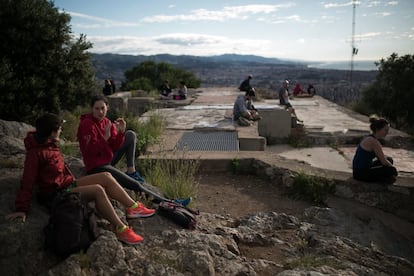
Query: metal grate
176 131 239 151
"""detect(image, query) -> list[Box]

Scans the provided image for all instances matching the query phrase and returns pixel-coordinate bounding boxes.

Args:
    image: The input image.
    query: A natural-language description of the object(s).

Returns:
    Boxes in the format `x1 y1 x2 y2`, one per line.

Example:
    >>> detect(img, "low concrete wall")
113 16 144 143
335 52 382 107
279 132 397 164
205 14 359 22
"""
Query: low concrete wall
252 158 414 223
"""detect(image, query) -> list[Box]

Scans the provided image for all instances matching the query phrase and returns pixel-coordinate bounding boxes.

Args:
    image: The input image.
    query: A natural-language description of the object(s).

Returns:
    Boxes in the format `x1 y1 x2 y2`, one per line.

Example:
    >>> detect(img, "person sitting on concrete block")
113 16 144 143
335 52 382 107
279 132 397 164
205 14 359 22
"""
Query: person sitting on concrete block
278 80 303 123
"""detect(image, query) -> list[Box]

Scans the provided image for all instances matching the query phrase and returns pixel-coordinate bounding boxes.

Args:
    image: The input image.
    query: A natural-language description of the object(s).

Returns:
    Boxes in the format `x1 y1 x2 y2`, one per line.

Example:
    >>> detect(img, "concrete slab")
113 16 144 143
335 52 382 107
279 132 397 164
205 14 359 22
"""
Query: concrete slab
140 87 414 186
267 145 352 173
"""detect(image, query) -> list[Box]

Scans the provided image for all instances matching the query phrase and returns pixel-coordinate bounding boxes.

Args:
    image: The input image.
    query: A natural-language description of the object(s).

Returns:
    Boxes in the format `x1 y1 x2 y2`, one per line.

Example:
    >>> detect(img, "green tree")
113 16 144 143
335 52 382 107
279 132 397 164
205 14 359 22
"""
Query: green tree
122 60 200 92
362 53 414 131
0 0 97 123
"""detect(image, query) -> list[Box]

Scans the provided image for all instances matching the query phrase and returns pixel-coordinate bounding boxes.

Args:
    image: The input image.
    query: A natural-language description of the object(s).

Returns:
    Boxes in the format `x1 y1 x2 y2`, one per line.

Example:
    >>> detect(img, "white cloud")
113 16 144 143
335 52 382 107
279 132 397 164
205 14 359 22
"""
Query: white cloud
355 32 382 41
386 1 399 6
65 11 139 29
85 33 276 57
375 12 392 17
324 1 357 9
141 4 295 23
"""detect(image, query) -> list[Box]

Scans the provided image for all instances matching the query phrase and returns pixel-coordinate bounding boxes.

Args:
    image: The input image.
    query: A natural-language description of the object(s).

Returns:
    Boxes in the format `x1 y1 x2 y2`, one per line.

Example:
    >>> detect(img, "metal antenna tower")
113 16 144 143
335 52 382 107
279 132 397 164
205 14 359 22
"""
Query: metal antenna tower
350 0 358 89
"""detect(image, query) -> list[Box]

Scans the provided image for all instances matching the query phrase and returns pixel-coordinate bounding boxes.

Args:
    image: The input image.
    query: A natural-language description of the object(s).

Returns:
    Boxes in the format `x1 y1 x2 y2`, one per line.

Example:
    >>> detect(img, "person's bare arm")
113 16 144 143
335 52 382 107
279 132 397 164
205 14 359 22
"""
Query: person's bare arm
371 139 393 166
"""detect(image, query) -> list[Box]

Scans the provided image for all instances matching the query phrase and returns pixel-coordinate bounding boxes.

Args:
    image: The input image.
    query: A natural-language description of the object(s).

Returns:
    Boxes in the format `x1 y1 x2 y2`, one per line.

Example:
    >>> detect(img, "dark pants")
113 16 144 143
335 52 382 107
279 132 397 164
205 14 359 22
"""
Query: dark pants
88 164 169 204
353 157 398 183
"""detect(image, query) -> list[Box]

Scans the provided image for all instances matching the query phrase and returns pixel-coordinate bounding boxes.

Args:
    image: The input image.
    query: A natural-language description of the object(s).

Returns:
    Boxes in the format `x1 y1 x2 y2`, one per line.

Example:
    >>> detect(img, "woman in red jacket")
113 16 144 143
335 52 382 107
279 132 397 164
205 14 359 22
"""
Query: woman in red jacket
6 113 155 244
77 95 190 206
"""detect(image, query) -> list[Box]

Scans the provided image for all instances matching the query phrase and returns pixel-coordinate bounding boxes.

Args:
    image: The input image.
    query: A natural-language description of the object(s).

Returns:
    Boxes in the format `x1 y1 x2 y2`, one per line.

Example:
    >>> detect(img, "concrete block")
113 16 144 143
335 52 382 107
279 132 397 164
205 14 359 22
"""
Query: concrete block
237 123 266 151
239 136 266 151
128 97 155 116
257 108 291 139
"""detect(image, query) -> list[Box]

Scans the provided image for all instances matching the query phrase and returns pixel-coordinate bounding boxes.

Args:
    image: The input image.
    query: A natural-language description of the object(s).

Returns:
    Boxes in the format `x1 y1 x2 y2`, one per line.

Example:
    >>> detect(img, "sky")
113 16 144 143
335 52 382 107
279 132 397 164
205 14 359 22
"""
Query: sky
52 0 414 62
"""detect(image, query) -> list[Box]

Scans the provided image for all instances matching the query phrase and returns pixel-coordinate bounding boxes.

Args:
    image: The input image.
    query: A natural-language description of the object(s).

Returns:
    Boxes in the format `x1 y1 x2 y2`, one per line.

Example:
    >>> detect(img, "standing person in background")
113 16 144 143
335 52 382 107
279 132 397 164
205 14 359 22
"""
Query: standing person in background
239 74 253 93
278 80 302 122
6 113 155 245
352 115 398 184
307 84 316 96
110 79 116 94
77 95 191 206
103 79 112 96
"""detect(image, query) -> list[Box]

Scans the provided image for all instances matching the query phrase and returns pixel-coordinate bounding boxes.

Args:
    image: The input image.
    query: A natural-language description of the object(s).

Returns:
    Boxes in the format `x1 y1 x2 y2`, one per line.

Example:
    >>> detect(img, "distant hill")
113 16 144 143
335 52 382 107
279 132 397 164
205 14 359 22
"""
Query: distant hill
92 53 302 83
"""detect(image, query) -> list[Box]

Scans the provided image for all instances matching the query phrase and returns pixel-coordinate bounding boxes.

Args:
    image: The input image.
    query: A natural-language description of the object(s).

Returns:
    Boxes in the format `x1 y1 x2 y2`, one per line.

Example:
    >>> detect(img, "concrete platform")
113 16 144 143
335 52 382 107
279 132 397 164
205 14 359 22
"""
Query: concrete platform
139 87 413 189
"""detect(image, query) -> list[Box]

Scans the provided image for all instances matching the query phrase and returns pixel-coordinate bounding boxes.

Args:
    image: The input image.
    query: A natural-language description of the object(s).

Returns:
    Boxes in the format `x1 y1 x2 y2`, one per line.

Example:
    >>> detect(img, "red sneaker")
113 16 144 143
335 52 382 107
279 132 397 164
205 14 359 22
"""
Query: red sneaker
126 203 155 218
117 227 143 245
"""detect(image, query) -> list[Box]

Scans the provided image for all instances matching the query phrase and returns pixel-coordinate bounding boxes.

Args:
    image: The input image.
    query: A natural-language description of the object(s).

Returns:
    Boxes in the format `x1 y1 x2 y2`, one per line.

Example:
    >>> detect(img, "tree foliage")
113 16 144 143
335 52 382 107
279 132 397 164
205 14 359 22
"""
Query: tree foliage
0 0 97 123
122 60 201 92
362 53 414 131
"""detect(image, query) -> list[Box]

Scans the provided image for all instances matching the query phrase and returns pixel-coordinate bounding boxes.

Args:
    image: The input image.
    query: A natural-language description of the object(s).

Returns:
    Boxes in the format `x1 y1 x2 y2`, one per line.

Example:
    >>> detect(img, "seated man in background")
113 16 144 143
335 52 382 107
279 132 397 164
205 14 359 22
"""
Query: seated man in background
159 80 172 100
278 79 303 123
233 89 261 126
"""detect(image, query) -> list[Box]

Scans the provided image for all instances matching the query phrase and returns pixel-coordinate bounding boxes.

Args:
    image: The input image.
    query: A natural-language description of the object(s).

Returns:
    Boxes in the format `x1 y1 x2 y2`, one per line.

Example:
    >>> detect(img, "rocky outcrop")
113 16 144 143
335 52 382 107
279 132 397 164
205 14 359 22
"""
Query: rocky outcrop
1 119 413 275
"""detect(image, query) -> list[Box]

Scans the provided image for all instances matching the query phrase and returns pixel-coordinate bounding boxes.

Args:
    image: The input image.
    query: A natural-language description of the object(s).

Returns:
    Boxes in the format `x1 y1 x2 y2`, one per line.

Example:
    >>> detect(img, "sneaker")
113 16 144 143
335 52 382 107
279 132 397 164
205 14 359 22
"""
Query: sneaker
126 203 156 218
126 171 145 182
174 197 192 207
117 227 143 245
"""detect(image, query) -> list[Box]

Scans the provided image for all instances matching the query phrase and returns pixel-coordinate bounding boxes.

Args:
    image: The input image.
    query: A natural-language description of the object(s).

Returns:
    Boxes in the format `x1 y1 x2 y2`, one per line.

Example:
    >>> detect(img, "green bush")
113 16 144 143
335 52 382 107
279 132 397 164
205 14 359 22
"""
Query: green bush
287 171 335 205
139 152 199 202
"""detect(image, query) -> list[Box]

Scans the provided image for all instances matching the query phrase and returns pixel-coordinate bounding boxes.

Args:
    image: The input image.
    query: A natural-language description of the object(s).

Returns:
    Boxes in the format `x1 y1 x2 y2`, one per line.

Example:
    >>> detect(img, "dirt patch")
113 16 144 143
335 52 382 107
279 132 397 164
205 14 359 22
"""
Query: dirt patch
194 172 312 271
194 172 312 218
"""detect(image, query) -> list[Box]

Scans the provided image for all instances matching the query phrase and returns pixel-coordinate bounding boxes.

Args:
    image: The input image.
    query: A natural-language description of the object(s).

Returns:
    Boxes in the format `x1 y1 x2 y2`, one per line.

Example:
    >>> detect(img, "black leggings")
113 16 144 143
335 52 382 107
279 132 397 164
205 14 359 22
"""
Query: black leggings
88 165 170 204
353 157 398 182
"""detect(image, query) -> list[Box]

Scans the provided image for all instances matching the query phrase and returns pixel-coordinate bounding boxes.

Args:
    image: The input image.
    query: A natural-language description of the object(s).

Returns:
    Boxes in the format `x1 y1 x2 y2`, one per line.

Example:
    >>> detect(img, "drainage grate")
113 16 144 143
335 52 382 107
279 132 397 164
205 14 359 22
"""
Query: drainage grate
176 131 239 151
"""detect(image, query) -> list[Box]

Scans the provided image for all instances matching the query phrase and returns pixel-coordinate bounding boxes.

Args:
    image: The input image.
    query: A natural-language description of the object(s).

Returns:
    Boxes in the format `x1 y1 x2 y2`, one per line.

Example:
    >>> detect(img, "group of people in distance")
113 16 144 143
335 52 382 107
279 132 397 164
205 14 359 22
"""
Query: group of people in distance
159 80 187 100
233 74 398 184
6 94 190 245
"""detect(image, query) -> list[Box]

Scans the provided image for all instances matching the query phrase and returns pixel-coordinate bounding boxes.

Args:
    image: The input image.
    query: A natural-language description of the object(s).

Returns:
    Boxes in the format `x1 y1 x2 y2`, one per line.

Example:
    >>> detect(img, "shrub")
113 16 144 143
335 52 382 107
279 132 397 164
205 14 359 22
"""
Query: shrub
287 171 335 205
139 150 199 202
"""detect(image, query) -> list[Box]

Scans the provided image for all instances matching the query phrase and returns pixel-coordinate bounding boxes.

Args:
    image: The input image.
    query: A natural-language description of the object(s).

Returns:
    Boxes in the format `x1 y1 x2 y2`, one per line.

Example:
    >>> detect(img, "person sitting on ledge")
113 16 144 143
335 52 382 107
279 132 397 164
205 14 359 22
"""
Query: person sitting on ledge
233 89 261 126
173 80 187 100
352 115 398 184
77 95 191 206
278 80 303 123
159 80 173 100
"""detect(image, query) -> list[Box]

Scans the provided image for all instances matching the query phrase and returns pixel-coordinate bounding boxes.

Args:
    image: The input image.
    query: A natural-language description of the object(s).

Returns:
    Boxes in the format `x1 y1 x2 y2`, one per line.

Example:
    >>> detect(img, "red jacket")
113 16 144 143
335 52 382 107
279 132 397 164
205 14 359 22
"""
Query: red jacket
77 113 125 172
15 132 74 213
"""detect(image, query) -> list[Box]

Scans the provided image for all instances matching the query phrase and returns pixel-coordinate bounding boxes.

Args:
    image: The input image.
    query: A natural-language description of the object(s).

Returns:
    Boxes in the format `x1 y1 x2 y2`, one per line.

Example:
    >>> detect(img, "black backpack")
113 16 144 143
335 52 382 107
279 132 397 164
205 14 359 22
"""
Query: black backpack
44 192 99 257
157 201 199 230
